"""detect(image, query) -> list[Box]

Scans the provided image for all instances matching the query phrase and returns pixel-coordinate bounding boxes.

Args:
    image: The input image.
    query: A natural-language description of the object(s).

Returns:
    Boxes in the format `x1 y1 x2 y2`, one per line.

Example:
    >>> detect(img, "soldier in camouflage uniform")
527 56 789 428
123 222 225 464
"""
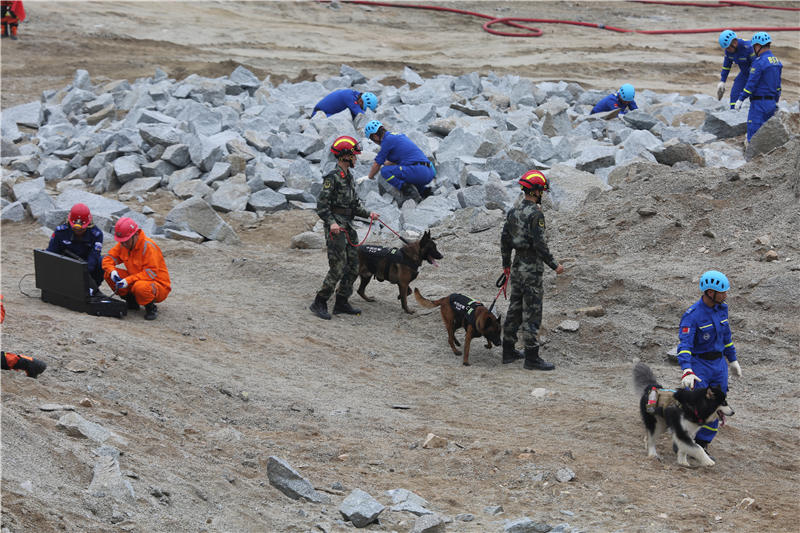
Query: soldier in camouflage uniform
310 136 379 320
500 170 564 370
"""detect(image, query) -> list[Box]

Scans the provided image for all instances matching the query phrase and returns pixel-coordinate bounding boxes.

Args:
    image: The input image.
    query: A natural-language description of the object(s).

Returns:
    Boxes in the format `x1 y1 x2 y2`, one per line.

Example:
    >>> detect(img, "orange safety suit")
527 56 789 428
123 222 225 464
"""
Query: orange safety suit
1 1 25 38
102 230 171 305
1 294 46 377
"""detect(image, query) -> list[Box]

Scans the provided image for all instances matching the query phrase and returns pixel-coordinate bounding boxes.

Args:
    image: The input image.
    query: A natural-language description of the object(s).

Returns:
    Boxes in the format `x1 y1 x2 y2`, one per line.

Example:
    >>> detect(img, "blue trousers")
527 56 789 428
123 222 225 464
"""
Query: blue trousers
688 355 729 443
746 99 777 141
728 72 748 108
380 164 434 193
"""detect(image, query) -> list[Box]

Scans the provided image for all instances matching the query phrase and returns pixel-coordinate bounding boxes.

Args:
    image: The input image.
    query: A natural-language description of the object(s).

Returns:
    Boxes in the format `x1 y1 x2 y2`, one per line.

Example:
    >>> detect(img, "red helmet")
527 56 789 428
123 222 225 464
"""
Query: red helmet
519 170 549 191
68 203 93 230
330 135 362 158
113 217 139 243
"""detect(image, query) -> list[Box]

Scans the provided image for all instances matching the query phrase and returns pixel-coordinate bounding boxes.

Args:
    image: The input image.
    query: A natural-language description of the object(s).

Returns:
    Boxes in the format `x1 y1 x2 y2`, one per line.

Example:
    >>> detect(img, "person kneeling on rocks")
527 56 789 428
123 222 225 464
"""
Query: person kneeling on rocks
310 135 379 320
103 218 171 321
0 295 47 378
364 120 435 204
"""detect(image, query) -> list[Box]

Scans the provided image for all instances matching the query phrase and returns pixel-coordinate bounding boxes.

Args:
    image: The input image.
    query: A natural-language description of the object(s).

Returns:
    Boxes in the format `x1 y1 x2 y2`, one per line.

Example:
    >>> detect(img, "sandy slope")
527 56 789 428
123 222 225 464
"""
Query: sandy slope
2 2 800 532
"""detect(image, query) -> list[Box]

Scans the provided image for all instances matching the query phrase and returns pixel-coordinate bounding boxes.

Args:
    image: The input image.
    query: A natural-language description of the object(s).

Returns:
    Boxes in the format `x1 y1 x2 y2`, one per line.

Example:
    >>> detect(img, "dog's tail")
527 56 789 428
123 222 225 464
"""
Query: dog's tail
413 288 440 309
633 362 662 393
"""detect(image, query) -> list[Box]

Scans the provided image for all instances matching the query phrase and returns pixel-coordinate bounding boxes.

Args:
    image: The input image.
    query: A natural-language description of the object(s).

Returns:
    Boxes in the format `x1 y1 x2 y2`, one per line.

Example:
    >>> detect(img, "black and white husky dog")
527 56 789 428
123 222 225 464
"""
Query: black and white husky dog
633 362 734 467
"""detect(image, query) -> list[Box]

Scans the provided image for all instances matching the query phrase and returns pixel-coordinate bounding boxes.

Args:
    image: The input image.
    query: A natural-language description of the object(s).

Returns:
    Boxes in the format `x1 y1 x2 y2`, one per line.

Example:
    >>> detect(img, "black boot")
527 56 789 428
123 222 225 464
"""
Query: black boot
400 183 422 203
502 340 523 364
333 295 361 315
14 354 47 378
309 294 331 320
144 302 158 321
124 294 140 310
523 346 555 371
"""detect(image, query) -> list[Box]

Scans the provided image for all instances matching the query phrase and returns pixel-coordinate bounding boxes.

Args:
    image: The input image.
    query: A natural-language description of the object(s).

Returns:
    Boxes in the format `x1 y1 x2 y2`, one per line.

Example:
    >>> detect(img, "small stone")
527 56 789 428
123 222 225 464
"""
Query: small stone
576 306 605 317
531 388 548 398
66 360 91 373
555 467 575 482
558 320 580 332
422 433 447 449
637 207 657 217
39 404 76 412
484 505 504 516
755 234 771 246
764 250 779 262
703 229 716 239
79 398 94 408
455 513 474 522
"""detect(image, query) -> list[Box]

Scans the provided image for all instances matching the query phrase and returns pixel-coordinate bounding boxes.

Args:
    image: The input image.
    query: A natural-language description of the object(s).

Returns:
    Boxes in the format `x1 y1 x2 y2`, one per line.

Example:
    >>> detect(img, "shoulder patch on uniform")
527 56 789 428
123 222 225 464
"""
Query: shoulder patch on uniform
323 179 332 189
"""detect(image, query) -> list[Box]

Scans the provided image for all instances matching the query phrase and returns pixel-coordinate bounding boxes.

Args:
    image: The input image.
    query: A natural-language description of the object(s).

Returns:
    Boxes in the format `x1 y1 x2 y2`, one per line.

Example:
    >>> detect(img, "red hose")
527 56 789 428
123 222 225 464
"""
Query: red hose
321 0 800 37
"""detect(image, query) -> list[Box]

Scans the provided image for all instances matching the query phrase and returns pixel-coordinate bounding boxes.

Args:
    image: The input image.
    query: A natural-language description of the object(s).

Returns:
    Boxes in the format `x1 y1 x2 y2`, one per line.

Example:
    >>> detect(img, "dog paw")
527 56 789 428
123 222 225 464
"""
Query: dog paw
453 350 462 356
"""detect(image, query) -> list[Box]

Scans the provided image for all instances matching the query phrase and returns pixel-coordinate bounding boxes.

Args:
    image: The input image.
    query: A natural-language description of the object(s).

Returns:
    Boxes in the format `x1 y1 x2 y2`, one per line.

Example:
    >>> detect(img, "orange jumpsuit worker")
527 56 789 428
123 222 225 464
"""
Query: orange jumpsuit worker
102 217 171 321
1 1 25 40
1 295 47 378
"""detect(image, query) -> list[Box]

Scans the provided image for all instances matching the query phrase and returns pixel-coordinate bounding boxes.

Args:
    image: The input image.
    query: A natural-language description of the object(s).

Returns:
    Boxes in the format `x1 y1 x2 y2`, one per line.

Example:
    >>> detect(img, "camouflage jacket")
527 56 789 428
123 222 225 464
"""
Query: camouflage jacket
316 166 369 227
500 199 558 272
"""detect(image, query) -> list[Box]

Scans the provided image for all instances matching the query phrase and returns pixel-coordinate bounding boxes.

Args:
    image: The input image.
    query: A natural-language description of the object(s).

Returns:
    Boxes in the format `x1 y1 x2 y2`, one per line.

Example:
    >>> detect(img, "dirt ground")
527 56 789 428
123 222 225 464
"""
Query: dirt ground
2 2 800 532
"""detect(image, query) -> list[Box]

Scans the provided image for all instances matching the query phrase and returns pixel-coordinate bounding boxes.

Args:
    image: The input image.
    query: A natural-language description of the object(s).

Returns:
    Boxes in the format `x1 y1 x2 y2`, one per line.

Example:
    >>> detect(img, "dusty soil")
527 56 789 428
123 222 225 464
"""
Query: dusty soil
2 2 800 532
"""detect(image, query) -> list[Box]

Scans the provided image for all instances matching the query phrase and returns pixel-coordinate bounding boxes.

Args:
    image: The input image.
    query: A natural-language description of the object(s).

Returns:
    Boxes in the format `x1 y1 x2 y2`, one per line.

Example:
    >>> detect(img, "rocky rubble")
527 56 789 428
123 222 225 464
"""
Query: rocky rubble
2 67 796 241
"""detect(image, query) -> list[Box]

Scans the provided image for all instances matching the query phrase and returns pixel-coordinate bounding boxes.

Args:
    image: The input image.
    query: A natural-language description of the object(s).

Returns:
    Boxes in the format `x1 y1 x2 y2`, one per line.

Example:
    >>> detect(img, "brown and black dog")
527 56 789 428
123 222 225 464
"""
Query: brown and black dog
413 288 502 366
356 230 443 314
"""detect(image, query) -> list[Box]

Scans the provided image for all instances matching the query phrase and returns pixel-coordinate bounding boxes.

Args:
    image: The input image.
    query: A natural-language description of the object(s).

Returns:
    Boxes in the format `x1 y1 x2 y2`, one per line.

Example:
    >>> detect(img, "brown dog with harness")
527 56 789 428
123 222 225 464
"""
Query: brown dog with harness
414 288 502 366
356 230 443 314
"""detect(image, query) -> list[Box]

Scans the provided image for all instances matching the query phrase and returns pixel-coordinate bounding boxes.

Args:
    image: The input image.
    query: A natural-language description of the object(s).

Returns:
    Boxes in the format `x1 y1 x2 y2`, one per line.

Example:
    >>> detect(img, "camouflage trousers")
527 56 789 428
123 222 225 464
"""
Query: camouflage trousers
317 225 359 300
503 270 544 349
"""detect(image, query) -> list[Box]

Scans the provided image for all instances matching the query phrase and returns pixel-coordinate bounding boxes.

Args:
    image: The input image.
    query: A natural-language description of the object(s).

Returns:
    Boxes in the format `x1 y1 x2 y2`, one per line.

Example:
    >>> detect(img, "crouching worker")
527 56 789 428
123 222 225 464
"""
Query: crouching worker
1 295 47 378
47 203 104 293
310 135 379 320
103 218 171 321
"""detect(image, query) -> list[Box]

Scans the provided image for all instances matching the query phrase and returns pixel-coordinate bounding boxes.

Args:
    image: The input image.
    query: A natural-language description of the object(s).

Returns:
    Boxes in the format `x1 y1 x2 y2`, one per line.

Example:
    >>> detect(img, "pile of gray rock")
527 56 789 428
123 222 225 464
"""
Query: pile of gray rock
2 65 795 243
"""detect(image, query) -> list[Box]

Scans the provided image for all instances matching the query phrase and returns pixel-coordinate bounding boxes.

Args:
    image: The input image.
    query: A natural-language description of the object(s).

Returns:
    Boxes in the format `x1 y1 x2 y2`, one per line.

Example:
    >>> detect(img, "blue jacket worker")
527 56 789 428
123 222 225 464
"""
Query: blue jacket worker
312 89 378 120
735 32 782 141
716 30 755 108
591 84 638 115
47 203 104 288
365 120 435 203
677 270 741 455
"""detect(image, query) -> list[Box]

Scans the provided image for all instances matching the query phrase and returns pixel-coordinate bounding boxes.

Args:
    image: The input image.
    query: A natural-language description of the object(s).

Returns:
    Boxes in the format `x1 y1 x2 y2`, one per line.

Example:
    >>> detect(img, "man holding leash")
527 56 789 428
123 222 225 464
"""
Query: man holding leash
677 270 741 454
310 135 379 320
500 170 564 371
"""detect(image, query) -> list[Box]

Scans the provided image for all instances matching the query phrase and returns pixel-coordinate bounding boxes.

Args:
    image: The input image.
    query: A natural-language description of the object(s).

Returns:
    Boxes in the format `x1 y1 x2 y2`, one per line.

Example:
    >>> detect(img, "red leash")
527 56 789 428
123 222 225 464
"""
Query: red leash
330 216 376 247
488 272 509 314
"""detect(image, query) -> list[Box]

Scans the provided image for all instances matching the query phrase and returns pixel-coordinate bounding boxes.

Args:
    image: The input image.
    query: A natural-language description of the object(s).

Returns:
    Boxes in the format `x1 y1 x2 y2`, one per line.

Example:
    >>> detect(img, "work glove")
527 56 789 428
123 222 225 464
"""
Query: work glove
115 277 128 290
681 369 702 390
729 360 742 377
734 99 744 111
716 81 726 100
110 270 122 284
356 176 371 185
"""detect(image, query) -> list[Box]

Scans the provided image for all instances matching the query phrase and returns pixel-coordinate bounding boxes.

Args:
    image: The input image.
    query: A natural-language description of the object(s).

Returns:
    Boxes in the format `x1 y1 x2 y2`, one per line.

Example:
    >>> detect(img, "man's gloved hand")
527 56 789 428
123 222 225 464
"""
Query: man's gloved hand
735 99 744 111
716 81 726 100
115 277 128 290
681 369 702 389
356 176 371 185
110 270 121 284
729 360 742 377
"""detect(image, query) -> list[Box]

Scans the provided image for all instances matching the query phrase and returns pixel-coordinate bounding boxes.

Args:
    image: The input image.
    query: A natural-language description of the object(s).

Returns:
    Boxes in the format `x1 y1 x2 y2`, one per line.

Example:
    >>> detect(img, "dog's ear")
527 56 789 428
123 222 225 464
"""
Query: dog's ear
421 230 430 243
705 387 715 400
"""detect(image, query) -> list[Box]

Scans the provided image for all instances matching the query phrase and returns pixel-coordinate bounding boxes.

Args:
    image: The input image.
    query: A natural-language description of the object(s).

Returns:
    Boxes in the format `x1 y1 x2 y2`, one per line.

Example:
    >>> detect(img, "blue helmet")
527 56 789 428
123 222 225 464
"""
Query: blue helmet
618 83 635 102
719 30 737 49
699 270 730 292
751 31 772 46
361 92 378 111
364 120 383 137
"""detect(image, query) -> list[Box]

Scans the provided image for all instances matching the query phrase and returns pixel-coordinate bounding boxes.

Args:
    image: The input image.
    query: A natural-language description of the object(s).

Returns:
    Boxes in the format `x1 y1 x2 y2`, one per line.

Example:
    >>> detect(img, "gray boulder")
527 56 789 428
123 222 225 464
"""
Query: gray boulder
745 114 790 161
548 164 609 211
1 201 26 222
210 179 251 212
247 187 288 213
339 488 384 528
575 145 616 173
38 158 72 182
702 109 748 139
265 456 329 503
113 156 143 184
118 177 161 196
12 177 45 203
653 138 706 167
165 196 240 244
188 135 224 172
139 124 181 147
172 179 213 200
621 110 660 130
88 454 135 503
55 190 130 218
290 231 325 249
410 514 447 533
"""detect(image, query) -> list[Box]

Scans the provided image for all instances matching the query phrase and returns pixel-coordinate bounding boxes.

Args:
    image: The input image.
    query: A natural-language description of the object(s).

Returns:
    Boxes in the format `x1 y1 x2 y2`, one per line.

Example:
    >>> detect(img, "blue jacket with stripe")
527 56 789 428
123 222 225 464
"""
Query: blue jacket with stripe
677 298 737 371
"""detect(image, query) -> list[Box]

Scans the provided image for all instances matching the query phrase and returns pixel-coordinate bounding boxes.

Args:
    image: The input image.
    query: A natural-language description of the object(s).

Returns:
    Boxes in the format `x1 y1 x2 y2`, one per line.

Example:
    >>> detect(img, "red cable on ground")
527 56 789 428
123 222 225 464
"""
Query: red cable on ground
322 0 800 37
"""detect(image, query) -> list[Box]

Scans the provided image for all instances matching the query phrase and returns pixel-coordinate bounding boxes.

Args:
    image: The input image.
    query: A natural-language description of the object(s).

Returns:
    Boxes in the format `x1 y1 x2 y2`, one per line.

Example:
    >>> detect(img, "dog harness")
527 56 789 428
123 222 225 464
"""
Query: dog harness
448 293 484 330
360 245 419 281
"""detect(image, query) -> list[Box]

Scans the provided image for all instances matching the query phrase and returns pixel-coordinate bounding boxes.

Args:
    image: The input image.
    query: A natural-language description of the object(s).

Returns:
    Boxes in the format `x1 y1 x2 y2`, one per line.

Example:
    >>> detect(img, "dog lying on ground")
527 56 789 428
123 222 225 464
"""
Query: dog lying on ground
414 288 502 366
356 231 443 314
633 362 734 467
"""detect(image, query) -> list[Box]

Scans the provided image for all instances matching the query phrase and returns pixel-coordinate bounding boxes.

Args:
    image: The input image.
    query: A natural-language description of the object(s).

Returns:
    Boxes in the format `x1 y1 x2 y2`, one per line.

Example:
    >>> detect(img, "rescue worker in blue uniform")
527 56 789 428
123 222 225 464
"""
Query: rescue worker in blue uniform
677 270 742 455
46 203 104 291
364 120 435 203
591 84 638 115
735 32 782 141
716 30 755 108
311 89 378 120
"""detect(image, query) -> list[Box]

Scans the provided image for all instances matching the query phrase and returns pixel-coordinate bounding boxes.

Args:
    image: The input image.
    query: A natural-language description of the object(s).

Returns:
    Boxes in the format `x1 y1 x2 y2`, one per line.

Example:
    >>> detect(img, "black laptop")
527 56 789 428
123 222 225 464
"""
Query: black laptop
33 249 127 318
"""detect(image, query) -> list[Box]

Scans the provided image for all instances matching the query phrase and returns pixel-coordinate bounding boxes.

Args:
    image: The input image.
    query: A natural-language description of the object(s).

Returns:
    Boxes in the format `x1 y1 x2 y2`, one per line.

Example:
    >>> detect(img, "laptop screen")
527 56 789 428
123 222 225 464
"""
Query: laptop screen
33 249 89 300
